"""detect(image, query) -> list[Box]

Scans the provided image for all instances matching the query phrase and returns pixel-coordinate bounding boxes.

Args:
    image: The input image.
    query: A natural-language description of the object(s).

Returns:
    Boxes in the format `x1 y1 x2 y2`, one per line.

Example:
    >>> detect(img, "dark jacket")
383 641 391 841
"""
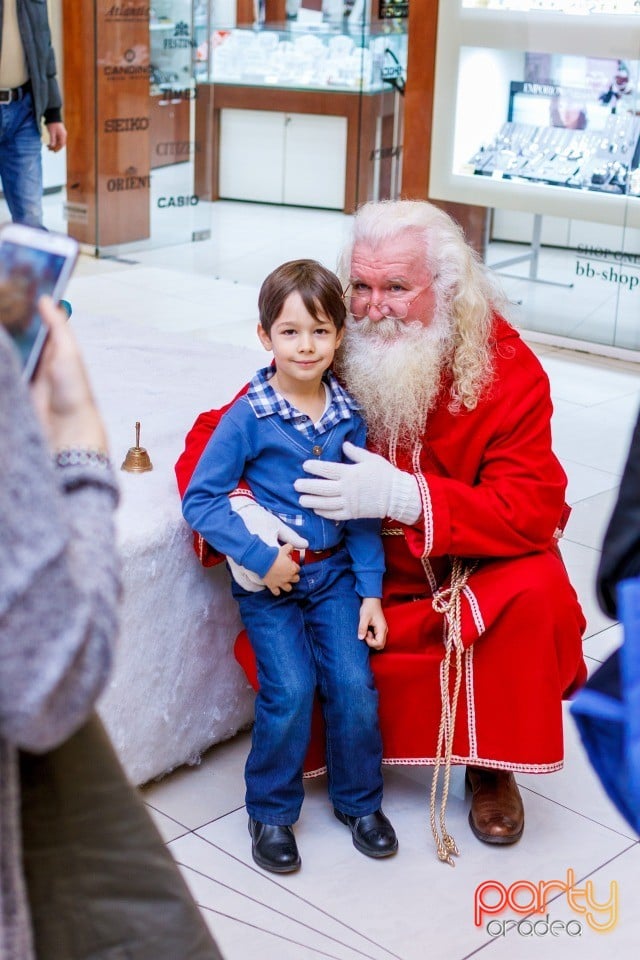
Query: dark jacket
0 0 62 125
597 407 640 618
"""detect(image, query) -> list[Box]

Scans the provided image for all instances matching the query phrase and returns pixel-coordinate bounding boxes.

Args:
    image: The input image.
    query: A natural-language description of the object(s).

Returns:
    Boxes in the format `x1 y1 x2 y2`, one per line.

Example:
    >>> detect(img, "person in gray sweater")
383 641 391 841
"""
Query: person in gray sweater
0 297 120 959
1 299 223 960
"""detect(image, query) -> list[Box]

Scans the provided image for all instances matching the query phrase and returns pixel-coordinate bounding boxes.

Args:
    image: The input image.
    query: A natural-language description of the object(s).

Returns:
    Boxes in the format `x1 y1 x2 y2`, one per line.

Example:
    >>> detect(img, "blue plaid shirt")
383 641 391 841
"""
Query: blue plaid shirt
247 367 359 439
183 367 384 597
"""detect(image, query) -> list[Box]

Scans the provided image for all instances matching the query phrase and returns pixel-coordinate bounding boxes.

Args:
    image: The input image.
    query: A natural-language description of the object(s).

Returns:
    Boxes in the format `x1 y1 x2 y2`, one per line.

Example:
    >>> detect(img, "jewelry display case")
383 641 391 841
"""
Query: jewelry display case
430 1 640 227
193 14 407 212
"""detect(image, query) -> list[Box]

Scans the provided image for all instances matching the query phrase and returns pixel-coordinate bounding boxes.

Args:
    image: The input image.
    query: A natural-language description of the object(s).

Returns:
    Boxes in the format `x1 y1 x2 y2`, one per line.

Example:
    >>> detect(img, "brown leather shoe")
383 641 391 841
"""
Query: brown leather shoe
466 767 524 845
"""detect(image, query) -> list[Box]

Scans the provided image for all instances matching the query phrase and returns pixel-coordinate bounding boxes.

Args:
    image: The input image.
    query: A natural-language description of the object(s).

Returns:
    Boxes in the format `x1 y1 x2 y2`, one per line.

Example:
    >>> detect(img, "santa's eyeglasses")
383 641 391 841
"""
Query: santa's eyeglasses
342 278 438 320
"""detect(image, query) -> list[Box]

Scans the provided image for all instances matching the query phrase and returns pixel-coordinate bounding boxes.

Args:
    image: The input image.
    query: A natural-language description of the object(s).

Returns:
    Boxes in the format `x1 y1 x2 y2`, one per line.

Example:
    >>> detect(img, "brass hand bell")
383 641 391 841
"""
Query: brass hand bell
121 421 153 473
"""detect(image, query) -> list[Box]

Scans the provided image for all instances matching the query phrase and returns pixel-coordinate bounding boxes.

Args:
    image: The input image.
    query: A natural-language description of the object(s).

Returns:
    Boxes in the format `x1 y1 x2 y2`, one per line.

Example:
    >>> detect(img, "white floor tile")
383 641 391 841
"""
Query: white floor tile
482 843 640 959
564 488 618 550
142 732 251 830
179 765 634 960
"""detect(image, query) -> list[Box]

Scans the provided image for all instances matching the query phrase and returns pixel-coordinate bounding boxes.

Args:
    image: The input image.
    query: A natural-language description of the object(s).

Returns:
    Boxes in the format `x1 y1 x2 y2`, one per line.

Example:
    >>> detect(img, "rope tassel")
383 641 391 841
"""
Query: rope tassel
429 558 477 866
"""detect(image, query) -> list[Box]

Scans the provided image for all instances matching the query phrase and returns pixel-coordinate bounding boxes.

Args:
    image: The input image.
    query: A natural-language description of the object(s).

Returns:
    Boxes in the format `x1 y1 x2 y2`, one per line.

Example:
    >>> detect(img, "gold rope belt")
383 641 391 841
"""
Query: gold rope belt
429 558 477 866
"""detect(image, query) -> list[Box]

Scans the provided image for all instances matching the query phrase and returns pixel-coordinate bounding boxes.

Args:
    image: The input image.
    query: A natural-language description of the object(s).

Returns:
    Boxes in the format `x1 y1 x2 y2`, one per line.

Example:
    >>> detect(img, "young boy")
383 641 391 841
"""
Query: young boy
182 259 397 873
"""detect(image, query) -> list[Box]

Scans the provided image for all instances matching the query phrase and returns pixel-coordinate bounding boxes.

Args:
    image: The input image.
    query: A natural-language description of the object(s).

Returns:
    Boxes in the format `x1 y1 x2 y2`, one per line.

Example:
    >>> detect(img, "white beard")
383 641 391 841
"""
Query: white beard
335 311 454 452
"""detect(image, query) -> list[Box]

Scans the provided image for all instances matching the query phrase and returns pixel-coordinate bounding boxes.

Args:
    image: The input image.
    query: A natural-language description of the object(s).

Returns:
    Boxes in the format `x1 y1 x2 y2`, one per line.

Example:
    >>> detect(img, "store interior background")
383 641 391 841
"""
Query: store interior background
2 4 640 957
9 0 637 356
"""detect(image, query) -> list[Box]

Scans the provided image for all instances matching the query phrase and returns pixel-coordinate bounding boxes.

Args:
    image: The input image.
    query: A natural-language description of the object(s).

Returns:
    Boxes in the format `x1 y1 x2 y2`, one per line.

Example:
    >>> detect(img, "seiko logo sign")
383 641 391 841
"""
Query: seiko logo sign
157 195 199 208
104 117 150 133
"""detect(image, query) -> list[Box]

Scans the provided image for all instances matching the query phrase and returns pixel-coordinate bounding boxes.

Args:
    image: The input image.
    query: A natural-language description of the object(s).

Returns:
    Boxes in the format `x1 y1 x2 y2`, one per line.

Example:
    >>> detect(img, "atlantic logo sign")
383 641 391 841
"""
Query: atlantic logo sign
474 869 618 938
104 4 150 21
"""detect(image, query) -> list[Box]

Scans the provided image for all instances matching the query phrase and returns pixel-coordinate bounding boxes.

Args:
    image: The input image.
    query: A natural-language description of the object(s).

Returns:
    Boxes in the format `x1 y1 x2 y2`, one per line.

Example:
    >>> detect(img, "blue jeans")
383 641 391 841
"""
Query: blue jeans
232 547 383 825
0 93 44 227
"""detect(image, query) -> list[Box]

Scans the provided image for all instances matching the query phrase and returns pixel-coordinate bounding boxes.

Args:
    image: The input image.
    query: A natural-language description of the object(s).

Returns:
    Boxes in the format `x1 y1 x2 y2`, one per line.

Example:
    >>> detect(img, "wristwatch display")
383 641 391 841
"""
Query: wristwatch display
466 86 640 196
430 1 640 225
198 23 407 93
462 1 640 12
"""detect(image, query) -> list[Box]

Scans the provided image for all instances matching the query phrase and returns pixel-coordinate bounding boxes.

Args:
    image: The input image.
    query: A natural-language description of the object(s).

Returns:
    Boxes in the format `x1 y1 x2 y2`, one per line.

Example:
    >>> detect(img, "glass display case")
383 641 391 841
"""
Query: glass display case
192 14 407 213
431 0 640 353
430 1 640 227
462 1 640 11
193 19 407 93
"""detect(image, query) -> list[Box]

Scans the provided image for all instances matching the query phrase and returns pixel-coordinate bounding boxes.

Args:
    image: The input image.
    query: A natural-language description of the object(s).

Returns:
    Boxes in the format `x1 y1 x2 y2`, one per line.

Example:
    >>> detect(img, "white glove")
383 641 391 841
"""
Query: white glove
226 496 309 592
294 442 422 523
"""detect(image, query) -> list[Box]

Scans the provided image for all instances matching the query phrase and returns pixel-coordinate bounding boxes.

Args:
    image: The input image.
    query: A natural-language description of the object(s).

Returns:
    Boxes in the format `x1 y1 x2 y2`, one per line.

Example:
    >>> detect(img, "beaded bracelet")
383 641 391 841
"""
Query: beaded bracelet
54 449 111 469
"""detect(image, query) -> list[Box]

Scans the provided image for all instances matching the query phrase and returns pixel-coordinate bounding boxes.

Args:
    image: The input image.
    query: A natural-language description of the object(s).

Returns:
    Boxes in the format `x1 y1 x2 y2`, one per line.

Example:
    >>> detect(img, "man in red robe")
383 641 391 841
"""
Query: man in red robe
176 200 587 864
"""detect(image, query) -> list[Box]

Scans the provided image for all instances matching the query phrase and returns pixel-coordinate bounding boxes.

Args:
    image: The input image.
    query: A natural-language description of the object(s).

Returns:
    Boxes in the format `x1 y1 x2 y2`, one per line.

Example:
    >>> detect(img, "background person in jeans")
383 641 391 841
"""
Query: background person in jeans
0 0 67 226
182 260 398 874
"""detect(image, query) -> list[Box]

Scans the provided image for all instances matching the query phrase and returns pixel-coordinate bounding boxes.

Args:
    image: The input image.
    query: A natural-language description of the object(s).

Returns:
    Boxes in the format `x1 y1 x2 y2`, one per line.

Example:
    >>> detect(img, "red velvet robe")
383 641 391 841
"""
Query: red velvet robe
175 316 587 775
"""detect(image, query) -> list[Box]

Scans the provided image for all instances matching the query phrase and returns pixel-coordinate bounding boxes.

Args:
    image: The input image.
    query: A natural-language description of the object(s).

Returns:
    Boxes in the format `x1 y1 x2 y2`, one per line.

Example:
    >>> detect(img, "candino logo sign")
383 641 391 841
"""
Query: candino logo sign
474 869 618 936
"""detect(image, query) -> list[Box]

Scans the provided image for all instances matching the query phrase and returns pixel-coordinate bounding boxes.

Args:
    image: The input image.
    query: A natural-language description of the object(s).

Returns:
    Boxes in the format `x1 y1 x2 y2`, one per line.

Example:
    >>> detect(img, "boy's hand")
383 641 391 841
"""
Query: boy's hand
358 597 388 650
263 544 301 596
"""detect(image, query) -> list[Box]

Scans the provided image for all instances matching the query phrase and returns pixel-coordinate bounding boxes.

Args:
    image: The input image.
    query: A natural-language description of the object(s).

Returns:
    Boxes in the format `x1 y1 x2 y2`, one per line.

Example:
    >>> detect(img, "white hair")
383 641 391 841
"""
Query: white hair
338 200 506 410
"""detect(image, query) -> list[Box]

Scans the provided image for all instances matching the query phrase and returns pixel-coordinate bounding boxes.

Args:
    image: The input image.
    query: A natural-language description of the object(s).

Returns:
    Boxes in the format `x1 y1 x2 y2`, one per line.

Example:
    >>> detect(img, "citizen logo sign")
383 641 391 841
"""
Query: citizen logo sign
155 140 196 157
105 4 150 20
157 194 199 208
107 167 151 192
104 117 150 133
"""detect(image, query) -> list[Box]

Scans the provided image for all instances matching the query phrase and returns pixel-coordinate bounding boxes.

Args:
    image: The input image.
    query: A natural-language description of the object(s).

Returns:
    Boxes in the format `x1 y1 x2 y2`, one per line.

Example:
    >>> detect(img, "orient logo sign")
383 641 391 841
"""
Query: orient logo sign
106 167 151 192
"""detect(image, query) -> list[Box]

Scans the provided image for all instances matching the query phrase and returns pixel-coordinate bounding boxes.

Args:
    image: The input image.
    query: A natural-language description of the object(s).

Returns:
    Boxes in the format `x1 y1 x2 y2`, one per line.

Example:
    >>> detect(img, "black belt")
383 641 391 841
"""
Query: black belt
0 80 31 105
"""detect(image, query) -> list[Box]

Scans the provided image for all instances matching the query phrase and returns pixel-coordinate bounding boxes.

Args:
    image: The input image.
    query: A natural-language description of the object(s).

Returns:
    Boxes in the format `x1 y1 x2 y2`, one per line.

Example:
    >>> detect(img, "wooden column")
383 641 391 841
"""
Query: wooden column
401 1 487 257
62 1 151 248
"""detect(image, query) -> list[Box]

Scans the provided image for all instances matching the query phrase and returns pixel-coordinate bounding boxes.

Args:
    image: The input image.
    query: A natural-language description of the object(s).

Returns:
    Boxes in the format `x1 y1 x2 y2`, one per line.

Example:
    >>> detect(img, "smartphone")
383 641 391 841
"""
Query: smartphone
0 223 79 380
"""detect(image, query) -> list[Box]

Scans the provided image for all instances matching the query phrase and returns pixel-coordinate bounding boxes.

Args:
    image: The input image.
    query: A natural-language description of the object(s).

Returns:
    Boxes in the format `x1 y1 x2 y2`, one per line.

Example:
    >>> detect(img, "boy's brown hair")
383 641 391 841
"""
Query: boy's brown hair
258 259 346 335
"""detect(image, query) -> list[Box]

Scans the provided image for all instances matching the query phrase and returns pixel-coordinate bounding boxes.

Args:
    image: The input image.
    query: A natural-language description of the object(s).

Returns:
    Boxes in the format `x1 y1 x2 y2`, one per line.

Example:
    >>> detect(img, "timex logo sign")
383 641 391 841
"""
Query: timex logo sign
104 117 150 132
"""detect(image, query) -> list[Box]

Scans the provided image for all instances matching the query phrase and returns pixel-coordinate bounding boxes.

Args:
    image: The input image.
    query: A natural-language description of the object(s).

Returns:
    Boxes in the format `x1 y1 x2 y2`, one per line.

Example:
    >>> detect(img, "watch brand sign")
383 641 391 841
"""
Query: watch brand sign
157 195 199 208
104 117 150 132
163 21 196 50
104 4 150 20
107 167 151 192
103 49 151 80
155 140 197 158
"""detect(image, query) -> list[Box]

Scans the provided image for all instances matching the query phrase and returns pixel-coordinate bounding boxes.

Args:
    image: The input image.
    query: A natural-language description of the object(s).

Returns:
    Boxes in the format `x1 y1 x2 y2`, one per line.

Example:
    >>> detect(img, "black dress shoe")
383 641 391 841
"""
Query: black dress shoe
334 808 398 858
248 817 301 873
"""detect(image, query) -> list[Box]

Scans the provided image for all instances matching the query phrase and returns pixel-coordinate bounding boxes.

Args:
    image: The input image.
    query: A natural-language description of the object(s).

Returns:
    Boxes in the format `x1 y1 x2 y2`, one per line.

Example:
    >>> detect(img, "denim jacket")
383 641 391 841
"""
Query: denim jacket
183 368 384 598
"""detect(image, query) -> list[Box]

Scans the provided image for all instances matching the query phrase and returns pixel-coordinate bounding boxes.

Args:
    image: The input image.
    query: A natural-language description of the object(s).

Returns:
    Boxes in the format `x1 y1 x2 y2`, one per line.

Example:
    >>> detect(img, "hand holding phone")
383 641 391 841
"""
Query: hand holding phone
0 223 78 380
28 296 109 455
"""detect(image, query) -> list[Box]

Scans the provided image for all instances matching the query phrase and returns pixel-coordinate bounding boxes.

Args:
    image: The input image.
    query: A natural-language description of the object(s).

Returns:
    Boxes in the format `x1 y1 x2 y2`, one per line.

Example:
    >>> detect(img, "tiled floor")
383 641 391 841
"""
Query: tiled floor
59 199 640 959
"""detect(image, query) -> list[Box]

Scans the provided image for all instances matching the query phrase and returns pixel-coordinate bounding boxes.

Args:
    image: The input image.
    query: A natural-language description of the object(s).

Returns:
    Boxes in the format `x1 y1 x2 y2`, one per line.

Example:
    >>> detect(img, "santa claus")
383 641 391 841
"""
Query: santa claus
176 200 587 863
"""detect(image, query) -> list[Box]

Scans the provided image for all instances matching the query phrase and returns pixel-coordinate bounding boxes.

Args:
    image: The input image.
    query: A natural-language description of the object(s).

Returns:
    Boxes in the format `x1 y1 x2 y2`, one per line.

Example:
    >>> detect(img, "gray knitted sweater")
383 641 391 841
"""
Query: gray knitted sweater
0 330 121 960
